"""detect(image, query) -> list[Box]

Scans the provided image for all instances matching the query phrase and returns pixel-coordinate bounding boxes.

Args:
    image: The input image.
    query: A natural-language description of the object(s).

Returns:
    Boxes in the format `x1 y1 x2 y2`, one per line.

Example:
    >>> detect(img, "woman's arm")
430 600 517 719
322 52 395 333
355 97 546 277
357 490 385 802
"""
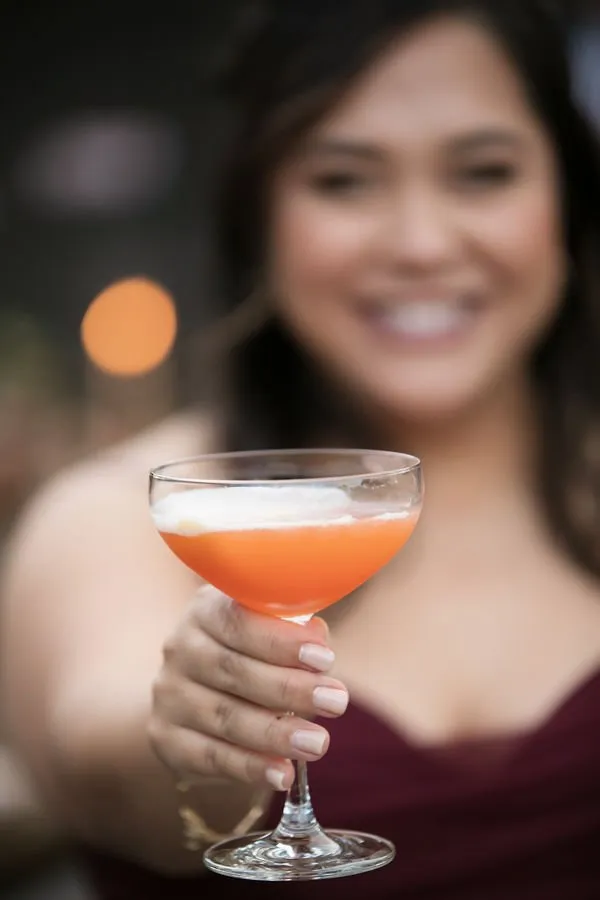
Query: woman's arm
0 461 264 874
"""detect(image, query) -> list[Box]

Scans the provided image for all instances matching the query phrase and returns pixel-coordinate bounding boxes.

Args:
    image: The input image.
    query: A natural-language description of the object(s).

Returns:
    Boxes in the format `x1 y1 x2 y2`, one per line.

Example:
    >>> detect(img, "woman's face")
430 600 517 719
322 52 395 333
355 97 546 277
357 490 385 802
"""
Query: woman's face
267 15 567 423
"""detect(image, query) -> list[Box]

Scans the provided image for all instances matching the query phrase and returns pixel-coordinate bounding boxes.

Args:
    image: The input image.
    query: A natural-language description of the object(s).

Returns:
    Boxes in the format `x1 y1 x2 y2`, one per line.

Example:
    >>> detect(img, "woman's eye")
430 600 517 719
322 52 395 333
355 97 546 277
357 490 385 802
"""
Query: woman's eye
310 172 373 196
458 162 518 188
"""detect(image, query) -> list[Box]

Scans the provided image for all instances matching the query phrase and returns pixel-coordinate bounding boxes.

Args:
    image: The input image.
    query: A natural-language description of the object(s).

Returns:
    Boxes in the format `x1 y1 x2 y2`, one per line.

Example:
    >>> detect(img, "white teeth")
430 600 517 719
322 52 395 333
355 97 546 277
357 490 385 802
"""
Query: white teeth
375 302 471 338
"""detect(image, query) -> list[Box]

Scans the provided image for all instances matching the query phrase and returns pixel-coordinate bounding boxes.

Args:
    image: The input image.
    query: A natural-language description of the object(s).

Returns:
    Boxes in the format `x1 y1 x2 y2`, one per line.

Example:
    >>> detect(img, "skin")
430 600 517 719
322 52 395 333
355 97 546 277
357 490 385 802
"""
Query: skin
2 15 600 877
268 16 566 423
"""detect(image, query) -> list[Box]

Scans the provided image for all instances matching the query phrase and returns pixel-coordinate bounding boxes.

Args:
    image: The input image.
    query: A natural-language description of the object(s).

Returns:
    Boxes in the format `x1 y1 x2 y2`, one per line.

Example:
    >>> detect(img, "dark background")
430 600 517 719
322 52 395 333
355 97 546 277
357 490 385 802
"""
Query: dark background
1 3 599 897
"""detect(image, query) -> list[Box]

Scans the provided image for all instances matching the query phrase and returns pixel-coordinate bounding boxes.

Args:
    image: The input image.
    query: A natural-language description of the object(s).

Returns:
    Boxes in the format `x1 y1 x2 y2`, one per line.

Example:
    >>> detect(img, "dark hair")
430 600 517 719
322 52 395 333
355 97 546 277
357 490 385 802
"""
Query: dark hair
212 0 600 575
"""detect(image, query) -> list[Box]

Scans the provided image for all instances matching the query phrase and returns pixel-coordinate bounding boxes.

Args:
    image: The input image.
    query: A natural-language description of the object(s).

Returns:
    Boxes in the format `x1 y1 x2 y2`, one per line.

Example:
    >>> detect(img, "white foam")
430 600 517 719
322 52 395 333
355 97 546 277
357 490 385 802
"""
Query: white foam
151 485 361 536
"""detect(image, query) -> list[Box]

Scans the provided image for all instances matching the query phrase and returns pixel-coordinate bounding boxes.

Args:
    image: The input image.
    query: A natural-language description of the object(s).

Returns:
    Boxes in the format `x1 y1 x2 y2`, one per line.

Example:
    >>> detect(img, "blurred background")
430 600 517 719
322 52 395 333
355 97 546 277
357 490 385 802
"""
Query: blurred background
1 1 599 897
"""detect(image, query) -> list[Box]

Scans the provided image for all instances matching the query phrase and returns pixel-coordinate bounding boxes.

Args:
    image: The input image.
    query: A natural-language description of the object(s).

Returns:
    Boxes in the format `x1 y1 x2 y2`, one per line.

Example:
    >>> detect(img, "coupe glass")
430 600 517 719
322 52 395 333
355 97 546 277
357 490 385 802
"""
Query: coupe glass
149 449 422 881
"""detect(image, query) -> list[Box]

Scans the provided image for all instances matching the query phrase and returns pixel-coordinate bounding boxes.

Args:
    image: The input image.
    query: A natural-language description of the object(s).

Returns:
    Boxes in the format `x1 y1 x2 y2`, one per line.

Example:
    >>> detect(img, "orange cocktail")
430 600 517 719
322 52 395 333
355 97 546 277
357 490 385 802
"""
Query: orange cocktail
160 510 415 617
152 484 417 617
149 450 422 882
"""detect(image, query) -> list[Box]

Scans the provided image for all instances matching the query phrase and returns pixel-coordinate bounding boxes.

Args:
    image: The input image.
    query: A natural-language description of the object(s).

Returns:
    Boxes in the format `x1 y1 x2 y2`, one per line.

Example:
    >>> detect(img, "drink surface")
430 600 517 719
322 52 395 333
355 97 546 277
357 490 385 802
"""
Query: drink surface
153 485 417 617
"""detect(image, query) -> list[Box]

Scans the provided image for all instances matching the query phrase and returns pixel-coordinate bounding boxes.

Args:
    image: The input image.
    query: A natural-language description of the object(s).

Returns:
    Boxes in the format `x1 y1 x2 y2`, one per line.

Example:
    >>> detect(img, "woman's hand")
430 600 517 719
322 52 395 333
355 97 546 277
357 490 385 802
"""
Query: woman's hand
149 587 348 792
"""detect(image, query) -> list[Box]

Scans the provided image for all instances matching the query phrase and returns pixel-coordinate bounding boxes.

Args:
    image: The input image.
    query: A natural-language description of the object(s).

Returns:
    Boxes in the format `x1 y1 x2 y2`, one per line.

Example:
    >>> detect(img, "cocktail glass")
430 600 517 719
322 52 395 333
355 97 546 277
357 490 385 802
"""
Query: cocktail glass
149 449 422 881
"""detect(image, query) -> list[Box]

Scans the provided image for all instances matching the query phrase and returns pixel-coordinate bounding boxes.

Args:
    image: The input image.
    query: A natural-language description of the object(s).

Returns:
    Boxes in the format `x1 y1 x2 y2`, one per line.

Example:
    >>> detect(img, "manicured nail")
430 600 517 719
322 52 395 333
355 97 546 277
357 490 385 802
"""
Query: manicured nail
265 767 288 791
313 686 349 716
291 729 327 756
299 643 335 672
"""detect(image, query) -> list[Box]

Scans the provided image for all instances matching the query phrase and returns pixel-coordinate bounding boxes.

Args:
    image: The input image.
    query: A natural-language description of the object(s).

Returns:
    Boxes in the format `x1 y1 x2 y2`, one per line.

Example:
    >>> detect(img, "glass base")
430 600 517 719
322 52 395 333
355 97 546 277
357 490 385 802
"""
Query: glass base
203 826 395 881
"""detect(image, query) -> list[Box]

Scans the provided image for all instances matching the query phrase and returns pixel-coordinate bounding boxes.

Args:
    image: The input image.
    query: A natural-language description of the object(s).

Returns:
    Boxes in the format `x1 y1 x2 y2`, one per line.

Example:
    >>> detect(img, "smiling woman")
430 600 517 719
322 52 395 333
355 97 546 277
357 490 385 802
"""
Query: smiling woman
285 122 549 350
3 2 600 899
266 15 565 422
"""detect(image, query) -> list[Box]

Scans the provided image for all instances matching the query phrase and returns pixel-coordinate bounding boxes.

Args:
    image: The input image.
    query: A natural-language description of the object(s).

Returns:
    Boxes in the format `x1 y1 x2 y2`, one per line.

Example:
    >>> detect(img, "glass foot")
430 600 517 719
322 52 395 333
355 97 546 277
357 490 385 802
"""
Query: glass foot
203 826 395 881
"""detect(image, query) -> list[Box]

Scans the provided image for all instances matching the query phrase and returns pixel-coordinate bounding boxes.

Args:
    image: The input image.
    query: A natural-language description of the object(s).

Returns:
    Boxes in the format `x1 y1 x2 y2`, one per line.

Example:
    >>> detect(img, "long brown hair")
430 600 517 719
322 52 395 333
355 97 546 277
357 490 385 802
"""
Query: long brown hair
209 0 600 575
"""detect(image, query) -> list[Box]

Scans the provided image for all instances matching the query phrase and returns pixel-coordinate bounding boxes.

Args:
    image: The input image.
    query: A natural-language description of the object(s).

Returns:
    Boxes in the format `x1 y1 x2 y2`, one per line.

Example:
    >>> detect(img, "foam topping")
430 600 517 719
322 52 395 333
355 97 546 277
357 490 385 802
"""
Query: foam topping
151 485 358 535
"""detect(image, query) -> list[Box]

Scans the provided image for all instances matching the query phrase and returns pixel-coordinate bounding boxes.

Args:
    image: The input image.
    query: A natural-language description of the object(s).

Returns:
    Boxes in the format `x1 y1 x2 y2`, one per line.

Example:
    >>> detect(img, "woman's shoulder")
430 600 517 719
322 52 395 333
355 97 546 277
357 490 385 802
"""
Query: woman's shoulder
100 407 218 484
3 408 218 577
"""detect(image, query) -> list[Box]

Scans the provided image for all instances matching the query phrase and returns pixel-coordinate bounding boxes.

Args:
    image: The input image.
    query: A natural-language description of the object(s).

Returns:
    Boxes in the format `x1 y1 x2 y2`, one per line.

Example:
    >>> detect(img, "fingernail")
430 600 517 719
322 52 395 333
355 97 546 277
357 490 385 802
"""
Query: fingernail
265 767 288 792
291 729 327 756
313 686 349 716
299 643 335 672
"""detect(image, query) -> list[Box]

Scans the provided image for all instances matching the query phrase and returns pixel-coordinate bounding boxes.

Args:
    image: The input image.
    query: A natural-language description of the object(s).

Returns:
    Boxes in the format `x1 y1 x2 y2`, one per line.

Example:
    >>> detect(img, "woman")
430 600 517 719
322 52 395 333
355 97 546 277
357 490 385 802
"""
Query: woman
3 1 600 897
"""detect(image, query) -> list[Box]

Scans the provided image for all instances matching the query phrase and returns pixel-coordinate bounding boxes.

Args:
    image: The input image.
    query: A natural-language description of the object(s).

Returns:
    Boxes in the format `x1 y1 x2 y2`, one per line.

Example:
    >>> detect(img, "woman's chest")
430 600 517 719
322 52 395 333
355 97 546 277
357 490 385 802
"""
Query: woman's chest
329 537 600 747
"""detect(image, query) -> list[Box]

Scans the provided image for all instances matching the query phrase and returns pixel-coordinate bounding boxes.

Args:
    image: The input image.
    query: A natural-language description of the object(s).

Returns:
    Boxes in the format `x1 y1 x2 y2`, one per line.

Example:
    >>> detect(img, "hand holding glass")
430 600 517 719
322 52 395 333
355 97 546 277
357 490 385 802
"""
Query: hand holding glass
149 449 422 881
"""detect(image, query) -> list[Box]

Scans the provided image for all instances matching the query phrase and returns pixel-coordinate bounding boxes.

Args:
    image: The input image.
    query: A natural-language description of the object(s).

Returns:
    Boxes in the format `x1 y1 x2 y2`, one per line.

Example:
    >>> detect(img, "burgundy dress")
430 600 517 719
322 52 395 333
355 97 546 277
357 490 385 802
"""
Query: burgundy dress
81 669 600 899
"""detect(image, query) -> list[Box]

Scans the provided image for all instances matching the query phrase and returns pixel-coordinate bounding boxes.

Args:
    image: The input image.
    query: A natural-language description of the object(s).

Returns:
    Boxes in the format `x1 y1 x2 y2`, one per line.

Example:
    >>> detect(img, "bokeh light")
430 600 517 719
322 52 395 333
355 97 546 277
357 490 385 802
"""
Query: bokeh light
14 114 183 216
81 277 177 377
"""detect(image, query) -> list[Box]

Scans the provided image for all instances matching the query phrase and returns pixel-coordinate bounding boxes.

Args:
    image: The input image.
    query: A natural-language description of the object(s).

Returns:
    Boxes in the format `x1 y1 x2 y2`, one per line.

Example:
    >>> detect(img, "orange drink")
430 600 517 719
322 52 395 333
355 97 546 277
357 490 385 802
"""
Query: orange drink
149 449 423 882
153 485 417 617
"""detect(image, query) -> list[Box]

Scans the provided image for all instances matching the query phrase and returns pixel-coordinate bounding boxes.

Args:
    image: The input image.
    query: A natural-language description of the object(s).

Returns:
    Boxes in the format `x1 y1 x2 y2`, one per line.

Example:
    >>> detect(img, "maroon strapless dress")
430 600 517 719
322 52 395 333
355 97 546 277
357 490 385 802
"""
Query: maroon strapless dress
80 667 600 899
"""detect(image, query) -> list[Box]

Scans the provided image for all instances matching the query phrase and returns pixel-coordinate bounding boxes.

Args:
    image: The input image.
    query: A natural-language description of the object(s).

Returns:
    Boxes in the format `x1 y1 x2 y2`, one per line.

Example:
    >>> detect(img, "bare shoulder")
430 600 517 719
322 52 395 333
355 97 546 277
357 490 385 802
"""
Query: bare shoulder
0 408 218 797
2 408 215 606
101 406 218 521
102 407 217 481
17 407 211 515
0 407 219 732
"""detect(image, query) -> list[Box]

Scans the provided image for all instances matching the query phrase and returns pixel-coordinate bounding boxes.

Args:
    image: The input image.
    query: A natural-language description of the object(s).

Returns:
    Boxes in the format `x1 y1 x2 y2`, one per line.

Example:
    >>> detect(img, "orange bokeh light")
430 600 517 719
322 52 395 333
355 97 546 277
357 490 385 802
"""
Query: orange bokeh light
81 277 177 377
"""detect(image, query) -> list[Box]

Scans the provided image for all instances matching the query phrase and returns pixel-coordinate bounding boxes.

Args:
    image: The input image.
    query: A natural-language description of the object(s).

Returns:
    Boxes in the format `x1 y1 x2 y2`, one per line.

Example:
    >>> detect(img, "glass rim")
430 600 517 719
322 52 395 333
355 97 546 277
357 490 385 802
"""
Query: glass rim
149 447 421 487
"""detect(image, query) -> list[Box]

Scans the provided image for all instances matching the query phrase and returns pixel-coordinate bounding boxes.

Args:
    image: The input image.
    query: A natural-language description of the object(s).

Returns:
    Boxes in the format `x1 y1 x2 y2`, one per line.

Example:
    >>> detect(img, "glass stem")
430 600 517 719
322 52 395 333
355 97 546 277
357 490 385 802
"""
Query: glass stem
274 614 321 840
272 759 319 840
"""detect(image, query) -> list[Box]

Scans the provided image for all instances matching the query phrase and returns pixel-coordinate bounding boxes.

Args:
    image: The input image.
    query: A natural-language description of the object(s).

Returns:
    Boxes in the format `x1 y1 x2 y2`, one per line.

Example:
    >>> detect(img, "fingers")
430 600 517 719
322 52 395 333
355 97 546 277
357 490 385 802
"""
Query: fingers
192 588 334 671
151 587 348 793
149 718 295 792
168 587 348 717
155 678 331 763
171 626 348 717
